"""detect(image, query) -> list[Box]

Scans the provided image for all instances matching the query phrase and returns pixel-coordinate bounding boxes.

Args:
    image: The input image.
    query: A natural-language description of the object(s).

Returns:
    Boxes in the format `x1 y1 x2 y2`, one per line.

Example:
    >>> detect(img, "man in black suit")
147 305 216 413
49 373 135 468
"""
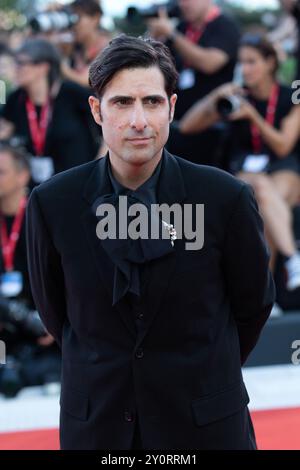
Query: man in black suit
26 35 275 450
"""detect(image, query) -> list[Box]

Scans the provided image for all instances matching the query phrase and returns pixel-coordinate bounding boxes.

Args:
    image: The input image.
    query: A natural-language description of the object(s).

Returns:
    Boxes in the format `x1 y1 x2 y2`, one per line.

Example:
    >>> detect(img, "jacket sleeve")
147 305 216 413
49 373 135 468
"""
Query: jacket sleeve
223 183 275 365
26 188 66 347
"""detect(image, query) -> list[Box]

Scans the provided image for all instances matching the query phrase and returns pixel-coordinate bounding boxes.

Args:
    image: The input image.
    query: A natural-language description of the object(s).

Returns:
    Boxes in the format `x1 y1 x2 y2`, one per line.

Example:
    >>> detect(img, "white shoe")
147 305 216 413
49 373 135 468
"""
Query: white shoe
285 253 300 291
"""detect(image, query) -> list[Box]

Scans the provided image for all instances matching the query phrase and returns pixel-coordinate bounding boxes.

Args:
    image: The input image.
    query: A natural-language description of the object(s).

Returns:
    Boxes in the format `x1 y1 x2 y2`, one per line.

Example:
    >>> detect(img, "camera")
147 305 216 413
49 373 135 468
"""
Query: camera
29 8 79 33
126 1 180 22
0 297 46 338
216 95 242 119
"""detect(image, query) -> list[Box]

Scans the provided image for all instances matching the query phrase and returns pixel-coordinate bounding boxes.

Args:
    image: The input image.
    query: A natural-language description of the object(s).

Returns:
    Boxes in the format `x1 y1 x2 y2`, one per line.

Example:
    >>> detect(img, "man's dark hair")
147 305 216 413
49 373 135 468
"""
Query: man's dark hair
71 0 103 17
89 35 178 100
0 141 31 173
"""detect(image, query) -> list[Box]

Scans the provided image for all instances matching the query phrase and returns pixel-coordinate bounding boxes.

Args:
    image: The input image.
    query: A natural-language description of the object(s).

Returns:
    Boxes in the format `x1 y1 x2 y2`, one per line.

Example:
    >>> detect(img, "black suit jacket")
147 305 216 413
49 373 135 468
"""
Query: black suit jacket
26 150 275 450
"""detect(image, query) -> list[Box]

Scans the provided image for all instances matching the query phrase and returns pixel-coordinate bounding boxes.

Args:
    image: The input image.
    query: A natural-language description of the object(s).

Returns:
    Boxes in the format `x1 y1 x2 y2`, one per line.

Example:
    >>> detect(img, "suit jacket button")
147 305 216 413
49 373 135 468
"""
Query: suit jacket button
124 411 134 422
135 348 144 359
137 313 144 320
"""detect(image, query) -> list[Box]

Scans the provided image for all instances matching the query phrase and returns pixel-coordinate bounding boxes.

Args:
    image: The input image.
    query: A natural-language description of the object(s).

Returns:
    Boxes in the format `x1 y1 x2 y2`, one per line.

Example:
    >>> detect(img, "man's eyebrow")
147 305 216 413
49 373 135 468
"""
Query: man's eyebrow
143 94 166 101
108 94 167 103
108 95 133 103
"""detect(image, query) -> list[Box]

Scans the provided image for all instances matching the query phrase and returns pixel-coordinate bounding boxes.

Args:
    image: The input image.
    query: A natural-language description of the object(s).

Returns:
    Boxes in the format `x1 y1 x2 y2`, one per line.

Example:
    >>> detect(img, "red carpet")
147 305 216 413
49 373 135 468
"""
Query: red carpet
252 407 300 450
0 408 299 450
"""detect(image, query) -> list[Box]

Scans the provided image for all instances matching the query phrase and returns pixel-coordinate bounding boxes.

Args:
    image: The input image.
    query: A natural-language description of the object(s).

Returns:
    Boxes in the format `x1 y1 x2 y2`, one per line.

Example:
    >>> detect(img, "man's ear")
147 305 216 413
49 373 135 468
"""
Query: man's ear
88 96 102 125
169 93 177 122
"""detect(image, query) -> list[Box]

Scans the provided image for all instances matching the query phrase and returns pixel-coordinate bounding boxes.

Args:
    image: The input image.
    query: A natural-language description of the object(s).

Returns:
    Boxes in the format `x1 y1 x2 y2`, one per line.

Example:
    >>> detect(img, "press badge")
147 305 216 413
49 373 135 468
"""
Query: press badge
0 271 23 298
30 156 54 183
178 69 196 90
242 154 270 173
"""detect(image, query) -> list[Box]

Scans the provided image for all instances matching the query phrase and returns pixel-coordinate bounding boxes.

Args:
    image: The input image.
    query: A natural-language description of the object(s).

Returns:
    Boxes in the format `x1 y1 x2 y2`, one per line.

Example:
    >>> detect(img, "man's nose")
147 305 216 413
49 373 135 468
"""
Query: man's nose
130 103 147 131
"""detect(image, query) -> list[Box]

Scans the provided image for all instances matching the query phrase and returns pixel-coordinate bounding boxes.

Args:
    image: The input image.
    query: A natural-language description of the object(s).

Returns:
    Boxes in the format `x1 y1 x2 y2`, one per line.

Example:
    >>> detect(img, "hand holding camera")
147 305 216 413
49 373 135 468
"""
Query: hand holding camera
213 82 258 122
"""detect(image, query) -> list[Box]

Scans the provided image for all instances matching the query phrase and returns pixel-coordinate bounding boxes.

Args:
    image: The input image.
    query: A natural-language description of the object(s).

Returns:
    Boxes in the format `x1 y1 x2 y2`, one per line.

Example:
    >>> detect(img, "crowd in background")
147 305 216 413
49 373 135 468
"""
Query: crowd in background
1 0 300 396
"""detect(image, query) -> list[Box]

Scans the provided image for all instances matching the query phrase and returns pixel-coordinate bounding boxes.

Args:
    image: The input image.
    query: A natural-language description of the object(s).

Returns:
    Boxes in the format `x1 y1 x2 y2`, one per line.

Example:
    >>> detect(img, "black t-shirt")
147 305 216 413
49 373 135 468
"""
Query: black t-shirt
0 213 33 308
228 85 296 164
1 81 101 174
171 13 240 119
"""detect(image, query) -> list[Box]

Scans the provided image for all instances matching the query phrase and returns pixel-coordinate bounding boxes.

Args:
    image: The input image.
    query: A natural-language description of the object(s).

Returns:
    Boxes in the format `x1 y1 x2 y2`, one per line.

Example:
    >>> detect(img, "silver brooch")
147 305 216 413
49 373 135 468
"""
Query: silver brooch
162 221 177 247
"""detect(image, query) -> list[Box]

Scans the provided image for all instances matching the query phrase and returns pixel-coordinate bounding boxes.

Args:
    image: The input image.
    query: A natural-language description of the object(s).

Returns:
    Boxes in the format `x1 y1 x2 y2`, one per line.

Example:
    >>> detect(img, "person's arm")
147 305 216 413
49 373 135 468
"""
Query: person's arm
229 99 300 158
26 189 67 347
179 89 220 133
148 9 229 74
223 184 275 365
179 82 243 134
168 31 228 74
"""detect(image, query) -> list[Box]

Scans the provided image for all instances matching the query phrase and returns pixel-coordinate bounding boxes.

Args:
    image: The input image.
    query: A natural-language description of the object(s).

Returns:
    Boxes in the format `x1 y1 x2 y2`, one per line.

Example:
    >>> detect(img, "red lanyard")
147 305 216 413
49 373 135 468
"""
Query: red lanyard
26 97 51 156
0 196 27 272
250 83 280 154
185 6 221 45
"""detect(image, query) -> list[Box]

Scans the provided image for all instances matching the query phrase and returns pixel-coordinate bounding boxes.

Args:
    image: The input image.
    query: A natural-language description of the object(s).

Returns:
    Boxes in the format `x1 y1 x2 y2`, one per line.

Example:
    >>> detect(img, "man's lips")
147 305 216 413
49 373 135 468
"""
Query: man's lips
126 137 153 144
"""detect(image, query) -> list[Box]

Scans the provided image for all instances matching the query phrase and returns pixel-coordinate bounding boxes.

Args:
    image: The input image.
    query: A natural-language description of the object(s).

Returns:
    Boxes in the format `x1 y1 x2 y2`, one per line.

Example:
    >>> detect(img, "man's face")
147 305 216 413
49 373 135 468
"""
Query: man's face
178 0 211 23
73 13 100 42
280 0 296 12
239 46 274 88
89 66 177 167
0 152 28 199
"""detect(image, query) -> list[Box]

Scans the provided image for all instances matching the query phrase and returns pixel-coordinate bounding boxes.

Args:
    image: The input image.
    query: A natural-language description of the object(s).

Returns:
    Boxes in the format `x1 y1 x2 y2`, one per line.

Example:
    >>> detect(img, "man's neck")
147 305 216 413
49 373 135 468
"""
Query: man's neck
26 76 49 105
108 151 163 191
250 77 276 100
0 189 26 216
83 30 100 50
190 3 213 28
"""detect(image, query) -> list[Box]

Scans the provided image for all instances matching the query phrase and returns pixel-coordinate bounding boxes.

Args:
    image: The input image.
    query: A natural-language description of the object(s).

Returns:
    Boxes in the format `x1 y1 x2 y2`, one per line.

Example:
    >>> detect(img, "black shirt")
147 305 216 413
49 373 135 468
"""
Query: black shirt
1 81 100 175
107 157 162 322
108 157 162 205
171 13 240 119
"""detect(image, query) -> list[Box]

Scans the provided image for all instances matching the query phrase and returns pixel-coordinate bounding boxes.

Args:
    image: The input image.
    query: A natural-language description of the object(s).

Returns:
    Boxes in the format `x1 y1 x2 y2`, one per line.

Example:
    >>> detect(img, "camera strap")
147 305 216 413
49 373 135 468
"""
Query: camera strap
26 97 52 156
183 6 221 70
250 82 280 154
0 196 27 272
185 6 221 45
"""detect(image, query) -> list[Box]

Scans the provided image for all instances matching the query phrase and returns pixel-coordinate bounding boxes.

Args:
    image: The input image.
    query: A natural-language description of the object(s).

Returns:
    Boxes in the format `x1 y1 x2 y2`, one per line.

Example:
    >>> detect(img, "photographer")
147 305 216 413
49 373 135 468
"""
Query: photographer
148 0 240 165
0 142 60 397
0 38 100 187
60 0 111 88
180 34 300 291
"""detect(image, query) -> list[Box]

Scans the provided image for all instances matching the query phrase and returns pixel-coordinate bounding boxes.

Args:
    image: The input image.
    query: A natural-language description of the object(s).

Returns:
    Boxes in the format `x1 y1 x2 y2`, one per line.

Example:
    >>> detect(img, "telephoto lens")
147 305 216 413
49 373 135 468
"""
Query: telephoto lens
29 10 79 33
216 95 242 119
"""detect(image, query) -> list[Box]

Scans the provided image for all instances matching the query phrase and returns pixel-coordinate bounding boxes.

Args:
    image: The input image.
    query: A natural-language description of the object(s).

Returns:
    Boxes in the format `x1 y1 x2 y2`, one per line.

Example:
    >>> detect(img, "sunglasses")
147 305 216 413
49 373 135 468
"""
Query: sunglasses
240 33 266 47
15 58 38 67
